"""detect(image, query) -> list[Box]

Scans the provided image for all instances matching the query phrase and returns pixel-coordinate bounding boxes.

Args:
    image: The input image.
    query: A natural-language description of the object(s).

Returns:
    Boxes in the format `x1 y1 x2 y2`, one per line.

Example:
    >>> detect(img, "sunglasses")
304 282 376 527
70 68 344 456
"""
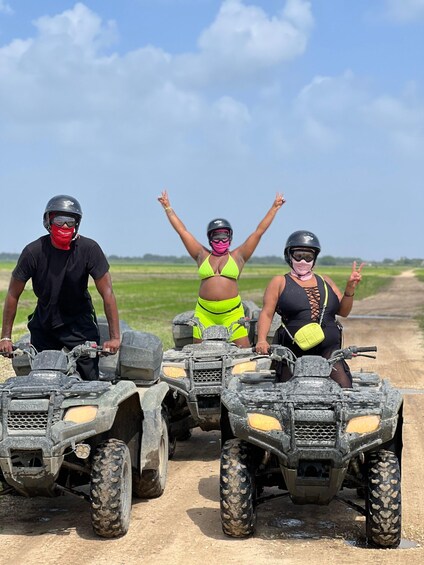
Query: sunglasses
51 215 77 228
291 250 315 262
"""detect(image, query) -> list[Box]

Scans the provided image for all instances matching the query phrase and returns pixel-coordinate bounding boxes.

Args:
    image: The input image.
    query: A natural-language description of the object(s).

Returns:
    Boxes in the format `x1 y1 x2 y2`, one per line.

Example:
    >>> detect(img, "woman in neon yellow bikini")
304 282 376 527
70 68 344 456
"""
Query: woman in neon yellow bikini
158 190 285 347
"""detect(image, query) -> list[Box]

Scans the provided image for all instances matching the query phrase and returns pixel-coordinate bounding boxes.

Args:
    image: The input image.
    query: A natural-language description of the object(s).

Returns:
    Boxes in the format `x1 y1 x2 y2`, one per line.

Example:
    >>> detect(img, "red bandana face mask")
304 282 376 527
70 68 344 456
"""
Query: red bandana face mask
50 224 75 250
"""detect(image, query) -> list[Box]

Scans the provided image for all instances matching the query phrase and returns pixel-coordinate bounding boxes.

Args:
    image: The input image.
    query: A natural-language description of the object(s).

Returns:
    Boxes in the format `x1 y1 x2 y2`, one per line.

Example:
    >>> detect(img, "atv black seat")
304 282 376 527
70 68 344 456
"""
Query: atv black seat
202 326 231 341
239 371 277 385
351 372 381 386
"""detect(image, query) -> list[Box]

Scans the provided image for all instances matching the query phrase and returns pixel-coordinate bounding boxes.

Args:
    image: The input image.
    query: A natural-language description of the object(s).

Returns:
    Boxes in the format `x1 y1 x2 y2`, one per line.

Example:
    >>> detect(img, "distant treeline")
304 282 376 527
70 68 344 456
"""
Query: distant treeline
1 252 423 266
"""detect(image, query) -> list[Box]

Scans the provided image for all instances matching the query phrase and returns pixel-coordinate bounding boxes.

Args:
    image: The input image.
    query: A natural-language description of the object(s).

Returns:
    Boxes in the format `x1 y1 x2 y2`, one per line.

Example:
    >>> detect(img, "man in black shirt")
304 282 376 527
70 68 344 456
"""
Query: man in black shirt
0 195 121 380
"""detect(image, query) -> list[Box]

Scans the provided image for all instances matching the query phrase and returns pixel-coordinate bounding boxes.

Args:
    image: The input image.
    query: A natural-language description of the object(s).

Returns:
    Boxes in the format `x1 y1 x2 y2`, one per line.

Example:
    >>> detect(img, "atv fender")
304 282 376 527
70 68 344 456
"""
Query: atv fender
139 381 169 471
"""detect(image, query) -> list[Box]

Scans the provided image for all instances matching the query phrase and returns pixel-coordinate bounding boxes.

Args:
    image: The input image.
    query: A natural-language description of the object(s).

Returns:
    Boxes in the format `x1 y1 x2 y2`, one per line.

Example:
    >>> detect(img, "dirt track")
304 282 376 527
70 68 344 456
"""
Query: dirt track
1 271 424 565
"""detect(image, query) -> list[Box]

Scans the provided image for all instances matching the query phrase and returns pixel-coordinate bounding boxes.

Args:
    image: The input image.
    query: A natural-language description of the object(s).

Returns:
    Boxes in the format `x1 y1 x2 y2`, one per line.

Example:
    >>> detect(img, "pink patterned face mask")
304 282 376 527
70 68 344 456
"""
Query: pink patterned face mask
291 259 313 280
210 240 230 255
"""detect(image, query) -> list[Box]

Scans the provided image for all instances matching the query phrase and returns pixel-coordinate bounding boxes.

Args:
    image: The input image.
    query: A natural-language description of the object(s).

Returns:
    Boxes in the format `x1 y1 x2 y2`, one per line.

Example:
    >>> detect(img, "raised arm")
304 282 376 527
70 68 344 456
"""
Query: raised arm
158 190 206 262
235 193 285 263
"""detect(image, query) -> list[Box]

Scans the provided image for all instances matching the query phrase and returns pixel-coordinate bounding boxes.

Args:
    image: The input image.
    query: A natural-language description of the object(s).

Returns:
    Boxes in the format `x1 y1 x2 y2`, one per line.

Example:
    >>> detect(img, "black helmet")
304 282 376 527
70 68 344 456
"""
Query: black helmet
207 218 233 239
43 195 82 233
284 230 321 265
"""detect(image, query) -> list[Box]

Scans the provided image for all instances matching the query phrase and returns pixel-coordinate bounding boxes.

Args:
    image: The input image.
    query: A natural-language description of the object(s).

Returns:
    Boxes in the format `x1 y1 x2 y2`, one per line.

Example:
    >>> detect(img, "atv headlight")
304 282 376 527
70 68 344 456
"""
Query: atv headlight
162 365 187 379
248 413 282 432
346 415 380 434
63 405 98 424
232 361 257 375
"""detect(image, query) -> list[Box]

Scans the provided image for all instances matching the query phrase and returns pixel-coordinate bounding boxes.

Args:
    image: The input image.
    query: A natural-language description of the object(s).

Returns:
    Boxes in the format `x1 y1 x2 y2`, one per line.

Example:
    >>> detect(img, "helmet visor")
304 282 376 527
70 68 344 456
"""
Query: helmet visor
209 230 231 243
51 215 77 228
290 249 316 262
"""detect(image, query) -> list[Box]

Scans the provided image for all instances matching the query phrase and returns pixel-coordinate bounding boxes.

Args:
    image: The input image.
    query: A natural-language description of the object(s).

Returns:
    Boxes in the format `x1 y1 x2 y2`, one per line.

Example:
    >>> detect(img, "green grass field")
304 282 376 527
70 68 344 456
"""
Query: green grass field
0 262 403 350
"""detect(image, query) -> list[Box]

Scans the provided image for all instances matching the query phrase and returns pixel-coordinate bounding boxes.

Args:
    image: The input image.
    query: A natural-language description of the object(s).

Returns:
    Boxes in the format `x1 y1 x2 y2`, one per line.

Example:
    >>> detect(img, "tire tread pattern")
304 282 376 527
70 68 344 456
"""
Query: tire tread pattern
90 439 132 538
366 449 401 548
220 438 256 538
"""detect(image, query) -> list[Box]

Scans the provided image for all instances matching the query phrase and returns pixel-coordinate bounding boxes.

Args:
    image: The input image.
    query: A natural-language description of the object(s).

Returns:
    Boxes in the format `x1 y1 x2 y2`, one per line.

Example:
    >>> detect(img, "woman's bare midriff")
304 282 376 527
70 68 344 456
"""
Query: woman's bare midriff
198 276 239 301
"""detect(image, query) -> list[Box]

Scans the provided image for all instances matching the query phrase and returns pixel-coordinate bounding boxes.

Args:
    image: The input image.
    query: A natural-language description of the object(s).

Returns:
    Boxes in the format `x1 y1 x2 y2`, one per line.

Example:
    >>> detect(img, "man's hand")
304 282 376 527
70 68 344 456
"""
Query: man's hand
102 338 121 355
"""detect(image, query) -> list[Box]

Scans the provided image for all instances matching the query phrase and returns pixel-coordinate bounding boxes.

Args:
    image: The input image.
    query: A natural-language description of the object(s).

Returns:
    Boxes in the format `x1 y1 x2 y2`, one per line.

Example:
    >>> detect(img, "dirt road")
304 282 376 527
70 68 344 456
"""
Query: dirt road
1 271 424 565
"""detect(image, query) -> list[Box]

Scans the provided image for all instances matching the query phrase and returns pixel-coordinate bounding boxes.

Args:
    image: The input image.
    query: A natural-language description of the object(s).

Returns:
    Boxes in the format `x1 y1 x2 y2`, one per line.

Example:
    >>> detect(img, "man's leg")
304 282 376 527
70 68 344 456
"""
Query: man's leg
57 315 101 380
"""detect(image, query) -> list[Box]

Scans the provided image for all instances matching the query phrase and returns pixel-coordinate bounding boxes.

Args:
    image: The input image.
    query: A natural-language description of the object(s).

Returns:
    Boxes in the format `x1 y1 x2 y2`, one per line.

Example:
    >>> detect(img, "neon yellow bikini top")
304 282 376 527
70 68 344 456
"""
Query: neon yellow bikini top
198 254 240 280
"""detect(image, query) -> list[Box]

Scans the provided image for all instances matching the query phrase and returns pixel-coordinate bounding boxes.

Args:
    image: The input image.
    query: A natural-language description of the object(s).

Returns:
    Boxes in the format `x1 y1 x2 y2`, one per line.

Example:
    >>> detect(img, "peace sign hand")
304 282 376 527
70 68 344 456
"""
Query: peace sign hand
273 192 286 210
158 189 171 209
345 261 365 297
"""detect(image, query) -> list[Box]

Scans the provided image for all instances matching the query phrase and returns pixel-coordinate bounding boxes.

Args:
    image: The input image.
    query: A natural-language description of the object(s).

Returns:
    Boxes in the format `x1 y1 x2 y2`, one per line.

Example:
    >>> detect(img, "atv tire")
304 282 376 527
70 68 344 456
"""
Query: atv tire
90 439 132 538
168 434 177 460
366 449 401 548
176 429 192 441
133 413 169 498
220 438 256 538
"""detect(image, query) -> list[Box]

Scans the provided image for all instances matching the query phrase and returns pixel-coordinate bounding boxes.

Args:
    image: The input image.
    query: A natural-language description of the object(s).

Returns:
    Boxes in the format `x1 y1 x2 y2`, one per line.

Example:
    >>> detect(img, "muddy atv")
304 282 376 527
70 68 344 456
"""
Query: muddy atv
0 320 169 539
161 301 269 454
220 345 403 548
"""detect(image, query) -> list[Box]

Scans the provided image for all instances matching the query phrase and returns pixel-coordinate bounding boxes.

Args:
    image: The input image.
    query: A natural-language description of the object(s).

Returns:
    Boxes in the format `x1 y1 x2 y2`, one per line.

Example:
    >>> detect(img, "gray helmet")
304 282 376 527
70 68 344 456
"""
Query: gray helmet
207 218 233 240
284 230 321 265
43 195 82 233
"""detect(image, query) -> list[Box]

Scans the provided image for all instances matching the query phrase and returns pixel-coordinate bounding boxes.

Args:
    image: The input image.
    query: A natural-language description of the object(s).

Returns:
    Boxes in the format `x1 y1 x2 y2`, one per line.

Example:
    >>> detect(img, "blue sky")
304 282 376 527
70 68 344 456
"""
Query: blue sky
1 0 423 261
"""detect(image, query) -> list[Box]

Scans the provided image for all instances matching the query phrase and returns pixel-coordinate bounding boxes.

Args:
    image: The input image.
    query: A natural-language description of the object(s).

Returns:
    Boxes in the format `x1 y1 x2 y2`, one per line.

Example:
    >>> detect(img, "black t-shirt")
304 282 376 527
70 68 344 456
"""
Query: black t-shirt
13 235 110 329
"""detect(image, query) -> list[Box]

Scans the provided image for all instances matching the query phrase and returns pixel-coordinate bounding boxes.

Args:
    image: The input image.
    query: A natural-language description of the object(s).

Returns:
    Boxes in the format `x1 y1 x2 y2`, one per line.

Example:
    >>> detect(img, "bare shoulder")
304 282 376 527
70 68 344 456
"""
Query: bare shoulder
320 273 341 295
195 247 211 265
321 273 336 286
266 274 286 292
229 248 247 269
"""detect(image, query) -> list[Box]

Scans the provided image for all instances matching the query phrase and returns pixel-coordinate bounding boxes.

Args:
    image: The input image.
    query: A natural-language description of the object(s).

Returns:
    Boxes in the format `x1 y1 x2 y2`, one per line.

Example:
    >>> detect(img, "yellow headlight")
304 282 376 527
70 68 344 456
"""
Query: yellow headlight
248 413 282 432
63 405 98 424
346 415 381 434
232 361 257 375
162 365 187 379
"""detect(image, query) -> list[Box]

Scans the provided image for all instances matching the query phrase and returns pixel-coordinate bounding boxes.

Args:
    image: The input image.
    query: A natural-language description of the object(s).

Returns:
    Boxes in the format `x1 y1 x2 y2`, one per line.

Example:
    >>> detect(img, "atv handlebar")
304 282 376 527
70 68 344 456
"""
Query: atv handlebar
253 344 377 366
175 316 250 340
350 346 377 353
1 341 110 360
328 345 377 363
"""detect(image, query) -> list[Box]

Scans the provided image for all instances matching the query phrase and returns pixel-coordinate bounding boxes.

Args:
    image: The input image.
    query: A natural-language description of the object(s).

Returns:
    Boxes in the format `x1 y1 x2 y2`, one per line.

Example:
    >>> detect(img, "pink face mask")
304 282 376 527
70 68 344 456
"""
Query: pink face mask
291 259 314 280
50 224 75 250
210 240 230 256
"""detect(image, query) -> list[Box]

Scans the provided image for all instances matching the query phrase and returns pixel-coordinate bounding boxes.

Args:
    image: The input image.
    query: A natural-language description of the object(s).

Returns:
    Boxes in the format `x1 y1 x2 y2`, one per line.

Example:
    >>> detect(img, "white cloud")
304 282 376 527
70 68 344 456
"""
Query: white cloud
290 71 368 150
0 1 13 15
0 1 312 152
33 2 117 55
0 2 420 163
362 94 424 156
0 1 423 260
259 71 424 160
197 0 313 77
384 0 424 22
213 96 250 124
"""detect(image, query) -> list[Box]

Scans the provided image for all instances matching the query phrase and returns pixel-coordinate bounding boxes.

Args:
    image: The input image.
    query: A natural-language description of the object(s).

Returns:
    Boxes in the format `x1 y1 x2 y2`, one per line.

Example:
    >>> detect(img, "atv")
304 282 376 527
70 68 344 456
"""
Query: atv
160 301 270 454
0 319 169 539
220 345 403 548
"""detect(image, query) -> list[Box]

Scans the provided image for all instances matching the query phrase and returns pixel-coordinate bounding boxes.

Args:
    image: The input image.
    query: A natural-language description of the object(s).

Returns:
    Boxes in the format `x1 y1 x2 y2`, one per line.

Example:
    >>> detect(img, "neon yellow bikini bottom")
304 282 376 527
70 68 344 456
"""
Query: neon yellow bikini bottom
193 295 248 341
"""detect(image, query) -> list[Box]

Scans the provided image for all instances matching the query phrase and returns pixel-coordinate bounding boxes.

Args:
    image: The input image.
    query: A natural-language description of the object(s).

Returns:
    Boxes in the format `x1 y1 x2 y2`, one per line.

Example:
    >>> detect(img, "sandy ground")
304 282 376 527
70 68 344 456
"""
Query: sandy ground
1 271 424 565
